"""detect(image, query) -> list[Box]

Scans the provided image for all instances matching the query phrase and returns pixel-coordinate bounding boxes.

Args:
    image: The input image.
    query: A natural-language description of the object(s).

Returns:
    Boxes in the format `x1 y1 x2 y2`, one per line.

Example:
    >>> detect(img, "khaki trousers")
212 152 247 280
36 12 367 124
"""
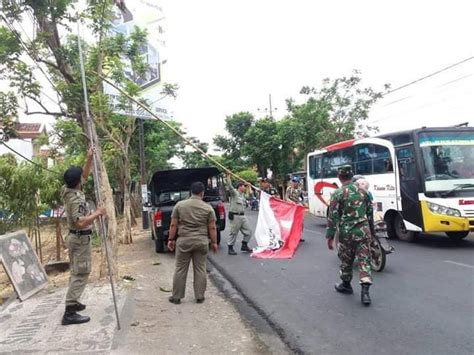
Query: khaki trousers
172 237 208 300
65 233 92 306
227 215 252 246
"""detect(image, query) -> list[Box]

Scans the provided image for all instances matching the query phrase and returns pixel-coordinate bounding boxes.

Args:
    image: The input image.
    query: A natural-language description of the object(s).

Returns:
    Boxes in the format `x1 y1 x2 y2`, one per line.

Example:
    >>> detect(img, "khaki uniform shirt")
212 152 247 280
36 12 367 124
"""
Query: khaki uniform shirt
286 186 303 204
226 178 246 214
62 185 90 230
171 196 216 239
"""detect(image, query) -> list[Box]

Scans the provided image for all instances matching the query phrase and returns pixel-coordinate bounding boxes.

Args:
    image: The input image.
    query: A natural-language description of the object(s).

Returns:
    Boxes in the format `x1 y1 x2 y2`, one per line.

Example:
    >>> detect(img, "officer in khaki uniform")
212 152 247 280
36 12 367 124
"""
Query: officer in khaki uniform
167 182 218 304
285 176 306 242
225 174 253 255
61 148 106 325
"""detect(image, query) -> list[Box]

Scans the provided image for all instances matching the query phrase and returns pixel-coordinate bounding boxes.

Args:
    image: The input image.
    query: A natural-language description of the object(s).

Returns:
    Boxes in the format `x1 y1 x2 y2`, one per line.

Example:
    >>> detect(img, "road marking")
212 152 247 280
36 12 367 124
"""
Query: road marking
305 229 322 234
444 260 474 269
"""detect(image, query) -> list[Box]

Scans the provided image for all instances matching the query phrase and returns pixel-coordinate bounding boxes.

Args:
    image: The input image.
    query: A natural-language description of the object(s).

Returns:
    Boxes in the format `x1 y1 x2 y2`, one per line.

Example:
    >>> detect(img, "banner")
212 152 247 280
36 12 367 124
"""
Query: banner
251 192 305 259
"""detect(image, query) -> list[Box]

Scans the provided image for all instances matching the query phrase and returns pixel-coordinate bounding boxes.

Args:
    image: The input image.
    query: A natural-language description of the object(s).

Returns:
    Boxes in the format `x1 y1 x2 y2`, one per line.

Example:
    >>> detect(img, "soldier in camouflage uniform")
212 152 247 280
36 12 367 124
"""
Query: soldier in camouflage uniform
61 148 106 325
326 165 375 306
225 174 253 255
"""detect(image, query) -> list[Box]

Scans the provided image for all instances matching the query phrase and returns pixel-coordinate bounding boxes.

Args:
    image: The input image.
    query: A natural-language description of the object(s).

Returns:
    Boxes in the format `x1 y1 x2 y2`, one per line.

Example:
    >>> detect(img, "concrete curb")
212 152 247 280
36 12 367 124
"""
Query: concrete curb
207 256 301 355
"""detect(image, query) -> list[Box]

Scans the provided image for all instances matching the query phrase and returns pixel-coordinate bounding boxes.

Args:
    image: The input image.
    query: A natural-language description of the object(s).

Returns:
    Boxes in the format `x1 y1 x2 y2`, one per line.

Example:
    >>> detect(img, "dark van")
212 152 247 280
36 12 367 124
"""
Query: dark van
149 167 226 253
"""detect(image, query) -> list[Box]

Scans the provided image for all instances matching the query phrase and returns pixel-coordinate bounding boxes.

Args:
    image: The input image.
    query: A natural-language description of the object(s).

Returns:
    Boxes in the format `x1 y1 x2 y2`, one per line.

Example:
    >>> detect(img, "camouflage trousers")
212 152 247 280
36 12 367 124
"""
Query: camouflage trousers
65 233 92 306
337 225 372 285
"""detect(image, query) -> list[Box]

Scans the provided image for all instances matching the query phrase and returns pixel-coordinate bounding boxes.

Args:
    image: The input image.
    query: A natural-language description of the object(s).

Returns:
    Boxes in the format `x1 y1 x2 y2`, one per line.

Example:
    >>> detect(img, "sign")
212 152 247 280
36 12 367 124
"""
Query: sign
141 184 148 203
0 230 48 301
108 94 171 120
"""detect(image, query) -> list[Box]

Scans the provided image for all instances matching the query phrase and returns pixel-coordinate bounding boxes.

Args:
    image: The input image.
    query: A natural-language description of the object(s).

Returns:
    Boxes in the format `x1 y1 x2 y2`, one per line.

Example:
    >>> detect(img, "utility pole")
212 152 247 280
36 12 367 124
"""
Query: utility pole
257 93 277 118
139 118 149 229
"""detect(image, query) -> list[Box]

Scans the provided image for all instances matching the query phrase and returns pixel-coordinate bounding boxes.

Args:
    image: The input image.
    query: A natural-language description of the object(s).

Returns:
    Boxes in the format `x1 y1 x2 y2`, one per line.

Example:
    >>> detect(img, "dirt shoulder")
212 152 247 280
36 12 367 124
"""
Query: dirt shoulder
112 229 270 354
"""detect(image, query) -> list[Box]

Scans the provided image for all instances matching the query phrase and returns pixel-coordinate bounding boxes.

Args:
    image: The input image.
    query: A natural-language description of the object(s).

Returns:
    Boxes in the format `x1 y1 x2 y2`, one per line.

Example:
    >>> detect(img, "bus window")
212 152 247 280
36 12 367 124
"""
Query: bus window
322 151 340 178
397 147 416 180
340 146 355 165
373 145 391 174
355 144 373 175
392 134 413 146
309 155 322 179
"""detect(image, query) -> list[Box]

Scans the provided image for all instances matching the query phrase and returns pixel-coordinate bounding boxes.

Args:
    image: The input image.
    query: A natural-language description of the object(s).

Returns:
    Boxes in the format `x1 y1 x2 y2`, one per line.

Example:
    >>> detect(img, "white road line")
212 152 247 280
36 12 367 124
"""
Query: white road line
305 229 322 234
444 260 474 269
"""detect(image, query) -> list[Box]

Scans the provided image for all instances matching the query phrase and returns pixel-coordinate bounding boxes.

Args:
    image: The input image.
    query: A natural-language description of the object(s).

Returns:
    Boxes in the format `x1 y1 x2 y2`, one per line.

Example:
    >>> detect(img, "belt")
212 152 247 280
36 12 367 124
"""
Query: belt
231 212 245 216
69 229 92 236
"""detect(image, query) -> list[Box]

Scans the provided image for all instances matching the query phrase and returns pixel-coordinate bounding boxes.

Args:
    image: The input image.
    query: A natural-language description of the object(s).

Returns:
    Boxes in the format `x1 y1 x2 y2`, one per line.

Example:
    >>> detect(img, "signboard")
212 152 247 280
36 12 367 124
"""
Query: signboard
141 184 148 203
0 230 48 301
106 0 171 120
108 94 171 120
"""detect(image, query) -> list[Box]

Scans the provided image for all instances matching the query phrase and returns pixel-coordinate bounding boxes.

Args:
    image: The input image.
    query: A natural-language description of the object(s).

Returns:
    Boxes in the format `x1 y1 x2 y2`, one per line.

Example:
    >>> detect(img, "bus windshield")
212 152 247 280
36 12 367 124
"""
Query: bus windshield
419 131 474 193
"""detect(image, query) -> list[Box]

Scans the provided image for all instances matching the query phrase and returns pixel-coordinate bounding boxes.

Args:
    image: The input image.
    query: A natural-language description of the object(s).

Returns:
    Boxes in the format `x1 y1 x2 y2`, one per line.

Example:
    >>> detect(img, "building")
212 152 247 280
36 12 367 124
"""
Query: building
0 122 48 162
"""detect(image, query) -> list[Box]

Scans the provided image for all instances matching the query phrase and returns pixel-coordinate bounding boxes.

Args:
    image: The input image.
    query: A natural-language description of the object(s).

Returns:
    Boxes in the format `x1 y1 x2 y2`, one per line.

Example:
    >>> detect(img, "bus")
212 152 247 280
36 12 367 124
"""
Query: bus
307 125 474 241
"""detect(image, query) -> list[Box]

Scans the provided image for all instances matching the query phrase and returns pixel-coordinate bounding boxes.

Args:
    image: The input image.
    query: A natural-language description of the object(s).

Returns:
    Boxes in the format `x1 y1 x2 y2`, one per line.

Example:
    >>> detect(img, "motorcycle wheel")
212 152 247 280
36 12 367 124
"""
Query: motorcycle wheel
370 237 386 272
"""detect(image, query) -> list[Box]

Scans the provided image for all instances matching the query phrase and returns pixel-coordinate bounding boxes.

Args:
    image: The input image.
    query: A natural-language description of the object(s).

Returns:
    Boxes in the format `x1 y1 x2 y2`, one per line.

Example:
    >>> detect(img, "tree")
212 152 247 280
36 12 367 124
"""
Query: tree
213 112 254 172
0 1 120 275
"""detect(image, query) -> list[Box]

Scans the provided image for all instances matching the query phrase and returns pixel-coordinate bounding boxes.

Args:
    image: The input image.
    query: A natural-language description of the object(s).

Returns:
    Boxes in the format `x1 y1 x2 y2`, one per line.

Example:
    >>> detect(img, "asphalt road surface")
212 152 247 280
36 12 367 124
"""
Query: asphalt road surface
209 210 474 355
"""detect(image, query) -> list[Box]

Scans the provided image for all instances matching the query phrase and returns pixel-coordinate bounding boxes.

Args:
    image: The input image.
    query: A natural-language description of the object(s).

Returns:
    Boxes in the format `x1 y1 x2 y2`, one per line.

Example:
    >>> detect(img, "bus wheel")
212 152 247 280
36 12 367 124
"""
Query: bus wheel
395 214 418 242
446 231 469 241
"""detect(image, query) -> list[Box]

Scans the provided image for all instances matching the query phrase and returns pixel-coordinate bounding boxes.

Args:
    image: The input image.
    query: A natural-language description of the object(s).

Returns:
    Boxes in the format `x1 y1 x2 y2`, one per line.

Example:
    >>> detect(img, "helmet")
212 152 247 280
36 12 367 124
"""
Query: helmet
291 176 300 183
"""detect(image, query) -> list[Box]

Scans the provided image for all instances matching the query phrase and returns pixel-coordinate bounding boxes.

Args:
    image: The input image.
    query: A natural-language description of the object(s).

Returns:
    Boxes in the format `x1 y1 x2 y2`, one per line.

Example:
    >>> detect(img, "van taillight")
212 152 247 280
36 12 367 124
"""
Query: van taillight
154 210 162 228
217 202 225 220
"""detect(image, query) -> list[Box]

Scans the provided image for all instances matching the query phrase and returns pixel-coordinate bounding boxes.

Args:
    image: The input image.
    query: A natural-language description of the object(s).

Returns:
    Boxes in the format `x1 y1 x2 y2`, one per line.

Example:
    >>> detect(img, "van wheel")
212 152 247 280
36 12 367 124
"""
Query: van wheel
395 214 418 242
446 231 469 241
155 239 165 253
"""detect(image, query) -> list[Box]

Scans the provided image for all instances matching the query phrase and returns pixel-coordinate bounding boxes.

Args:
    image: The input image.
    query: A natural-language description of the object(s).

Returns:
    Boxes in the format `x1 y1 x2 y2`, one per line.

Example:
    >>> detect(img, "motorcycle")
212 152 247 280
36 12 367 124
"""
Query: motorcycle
370 216 395 272
335 214 394 272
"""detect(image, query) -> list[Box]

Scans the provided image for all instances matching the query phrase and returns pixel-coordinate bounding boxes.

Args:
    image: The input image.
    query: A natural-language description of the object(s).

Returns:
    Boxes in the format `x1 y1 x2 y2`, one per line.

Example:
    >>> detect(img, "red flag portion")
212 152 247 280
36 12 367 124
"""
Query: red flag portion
251 192 305 259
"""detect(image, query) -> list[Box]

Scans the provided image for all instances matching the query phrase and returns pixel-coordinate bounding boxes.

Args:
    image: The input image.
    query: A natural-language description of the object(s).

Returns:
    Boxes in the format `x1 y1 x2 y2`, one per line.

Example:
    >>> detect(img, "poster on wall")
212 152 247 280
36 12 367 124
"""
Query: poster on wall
0 230 48 301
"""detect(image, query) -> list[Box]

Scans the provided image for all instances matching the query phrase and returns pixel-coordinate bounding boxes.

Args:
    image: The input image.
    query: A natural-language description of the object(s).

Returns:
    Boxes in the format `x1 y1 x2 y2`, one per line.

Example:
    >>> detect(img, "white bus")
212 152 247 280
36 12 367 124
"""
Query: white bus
307 126 474 241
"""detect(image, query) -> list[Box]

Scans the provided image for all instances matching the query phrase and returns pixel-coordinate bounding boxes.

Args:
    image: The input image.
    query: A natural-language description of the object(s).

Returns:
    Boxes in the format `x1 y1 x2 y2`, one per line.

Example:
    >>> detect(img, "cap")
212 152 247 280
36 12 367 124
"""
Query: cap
64 166 83 188
236 181 246 188
259 177 269 182
291 176 300 183
338 165 353 176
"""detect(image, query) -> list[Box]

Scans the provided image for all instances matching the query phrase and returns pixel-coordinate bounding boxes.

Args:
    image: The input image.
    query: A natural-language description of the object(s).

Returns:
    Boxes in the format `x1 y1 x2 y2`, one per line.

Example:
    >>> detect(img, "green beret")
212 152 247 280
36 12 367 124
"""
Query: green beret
338 165 353 176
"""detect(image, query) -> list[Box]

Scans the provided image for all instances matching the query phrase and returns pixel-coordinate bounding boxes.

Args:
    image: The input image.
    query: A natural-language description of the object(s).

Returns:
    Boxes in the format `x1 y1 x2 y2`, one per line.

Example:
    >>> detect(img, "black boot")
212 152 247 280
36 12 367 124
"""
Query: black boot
228 245 237 255
335 281 354 294
361 283 372 306
61 306 90 326
70 302 86 312
241 241 251 252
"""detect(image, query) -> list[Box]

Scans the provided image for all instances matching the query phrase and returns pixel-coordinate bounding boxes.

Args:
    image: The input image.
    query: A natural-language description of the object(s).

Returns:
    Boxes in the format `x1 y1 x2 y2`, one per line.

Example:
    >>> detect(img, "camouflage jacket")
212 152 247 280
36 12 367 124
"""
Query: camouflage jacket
326 182 375 239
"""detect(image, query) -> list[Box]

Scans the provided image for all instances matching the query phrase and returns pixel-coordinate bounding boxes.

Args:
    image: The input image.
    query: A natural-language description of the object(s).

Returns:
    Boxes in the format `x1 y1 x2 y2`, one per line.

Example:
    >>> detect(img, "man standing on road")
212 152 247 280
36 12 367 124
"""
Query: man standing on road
62 147 106 325
326 165 375 306
225 174 253 255
285 176 306 242
167 182 218 304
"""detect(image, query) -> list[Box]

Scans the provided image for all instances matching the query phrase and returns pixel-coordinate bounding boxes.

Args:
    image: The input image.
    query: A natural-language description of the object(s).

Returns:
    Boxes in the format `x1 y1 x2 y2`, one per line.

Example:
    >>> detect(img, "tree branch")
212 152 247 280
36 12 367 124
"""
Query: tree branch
36 58 61 71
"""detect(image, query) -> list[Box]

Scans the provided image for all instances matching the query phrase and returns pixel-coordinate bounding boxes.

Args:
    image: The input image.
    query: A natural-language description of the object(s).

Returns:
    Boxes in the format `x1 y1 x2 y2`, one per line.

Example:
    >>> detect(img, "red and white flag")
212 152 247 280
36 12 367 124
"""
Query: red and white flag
251 192 305 259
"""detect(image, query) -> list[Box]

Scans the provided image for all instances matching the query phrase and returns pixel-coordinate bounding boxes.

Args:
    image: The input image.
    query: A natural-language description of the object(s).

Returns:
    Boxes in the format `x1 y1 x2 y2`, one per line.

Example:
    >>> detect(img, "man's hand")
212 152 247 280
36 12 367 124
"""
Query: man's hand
87 147 95 158
211 242 218 253
167 240 176 252
96 206 106 217
327 238 334 250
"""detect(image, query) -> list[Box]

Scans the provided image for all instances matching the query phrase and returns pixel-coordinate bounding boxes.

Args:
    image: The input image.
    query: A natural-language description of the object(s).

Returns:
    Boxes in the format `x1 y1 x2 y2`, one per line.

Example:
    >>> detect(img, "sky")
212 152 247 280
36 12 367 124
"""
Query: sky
159 0 474 150
3 0 474 153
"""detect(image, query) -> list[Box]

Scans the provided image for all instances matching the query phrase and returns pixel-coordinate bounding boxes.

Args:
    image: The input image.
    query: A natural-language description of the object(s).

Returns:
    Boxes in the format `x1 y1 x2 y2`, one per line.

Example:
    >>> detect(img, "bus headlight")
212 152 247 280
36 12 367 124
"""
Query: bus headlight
427 202 461 217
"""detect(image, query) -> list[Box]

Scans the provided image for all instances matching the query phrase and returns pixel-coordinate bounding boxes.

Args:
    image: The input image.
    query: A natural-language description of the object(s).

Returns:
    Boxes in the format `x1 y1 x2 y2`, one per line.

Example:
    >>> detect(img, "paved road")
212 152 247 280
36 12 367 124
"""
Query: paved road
209 210 474 355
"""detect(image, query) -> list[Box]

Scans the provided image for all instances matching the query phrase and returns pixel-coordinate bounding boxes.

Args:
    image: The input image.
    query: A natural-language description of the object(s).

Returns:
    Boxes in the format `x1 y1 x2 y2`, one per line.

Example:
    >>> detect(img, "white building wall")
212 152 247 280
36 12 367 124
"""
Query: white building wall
0 139 34 162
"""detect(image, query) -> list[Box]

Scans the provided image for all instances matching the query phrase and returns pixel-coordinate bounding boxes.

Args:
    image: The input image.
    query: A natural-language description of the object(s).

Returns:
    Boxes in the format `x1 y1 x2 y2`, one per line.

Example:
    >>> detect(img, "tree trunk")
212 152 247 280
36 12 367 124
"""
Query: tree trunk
89 124 118 279
121 154 133 244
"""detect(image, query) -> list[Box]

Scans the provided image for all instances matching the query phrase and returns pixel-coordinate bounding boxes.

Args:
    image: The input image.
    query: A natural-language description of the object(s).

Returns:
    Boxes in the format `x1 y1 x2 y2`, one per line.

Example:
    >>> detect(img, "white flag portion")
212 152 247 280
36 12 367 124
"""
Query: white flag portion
252 192 305 259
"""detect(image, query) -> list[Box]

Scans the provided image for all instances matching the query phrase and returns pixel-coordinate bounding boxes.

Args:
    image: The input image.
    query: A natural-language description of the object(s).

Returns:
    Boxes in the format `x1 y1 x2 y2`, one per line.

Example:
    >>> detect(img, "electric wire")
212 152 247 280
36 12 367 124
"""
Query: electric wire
0 140 59 175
